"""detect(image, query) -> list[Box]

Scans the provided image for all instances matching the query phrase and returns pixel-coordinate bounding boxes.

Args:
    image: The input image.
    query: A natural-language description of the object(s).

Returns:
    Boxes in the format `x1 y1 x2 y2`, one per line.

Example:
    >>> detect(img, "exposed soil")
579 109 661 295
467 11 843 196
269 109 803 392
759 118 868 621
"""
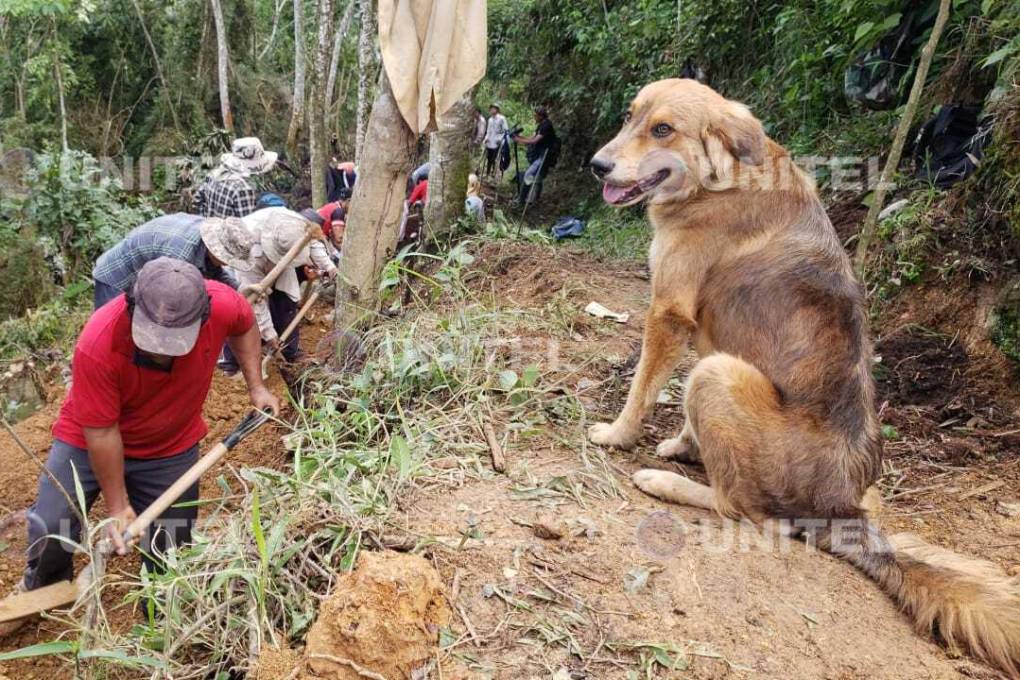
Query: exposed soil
304 551 451 680
1 234 1019 679
394 240 1020 679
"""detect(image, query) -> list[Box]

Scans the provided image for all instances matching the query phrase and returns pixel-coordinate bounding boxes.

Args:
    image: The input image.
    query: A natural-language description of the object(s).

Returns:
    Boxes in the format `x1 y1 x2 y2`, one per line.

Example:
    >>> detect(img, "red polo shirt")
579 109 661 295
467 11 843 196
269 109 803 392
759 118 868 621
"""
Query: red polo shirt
408 180 428 205
52 281 254 459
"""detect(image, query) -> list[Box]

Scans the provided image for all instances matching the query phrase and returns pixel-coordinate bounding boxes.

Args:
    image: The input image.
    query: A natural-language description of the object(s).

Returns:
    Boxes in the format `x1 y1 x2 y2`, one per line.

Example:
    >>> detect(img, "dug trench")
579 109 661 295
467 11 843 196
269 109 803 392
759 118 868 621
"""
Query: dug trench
1 238 1019 679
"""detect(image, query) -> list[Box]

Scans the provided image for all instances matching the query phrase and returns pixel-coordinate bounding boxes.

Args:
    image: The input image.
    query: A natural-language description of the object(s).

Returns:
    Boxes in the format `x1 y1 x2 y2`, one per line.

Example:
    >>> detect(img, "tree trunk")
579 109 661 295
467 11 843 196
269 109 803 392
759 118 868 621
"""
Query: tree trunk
326 0 356 105
854 0 951 276
355 0 377 165
309 0 334 207
334 72 415 331
129 0 182 133
258 0 287 62
51 23 68 153
209 0 233 133
285 0 306 162
425 90 477 239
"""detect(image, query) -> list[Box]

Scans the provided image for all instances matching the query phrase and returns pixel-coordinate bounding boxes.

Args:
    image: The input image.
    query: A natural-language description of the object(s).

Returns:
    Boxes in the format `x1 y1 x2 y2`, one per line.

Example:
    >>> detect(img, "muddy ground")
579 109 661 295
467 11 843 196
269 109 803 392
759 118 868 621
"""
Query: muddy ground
1 237 1018 679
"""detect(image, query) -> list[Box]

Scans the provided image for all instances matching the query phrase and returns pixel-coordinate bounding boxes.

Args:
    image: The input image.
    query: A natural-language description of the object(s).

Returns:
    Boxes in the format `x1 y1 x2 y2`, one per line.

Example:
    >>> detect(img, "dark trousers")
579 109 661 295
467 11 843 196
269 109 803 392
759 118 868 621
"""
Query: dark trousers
24 439 199 589
220 289 300 371
485 147 498 175
93 279 122 310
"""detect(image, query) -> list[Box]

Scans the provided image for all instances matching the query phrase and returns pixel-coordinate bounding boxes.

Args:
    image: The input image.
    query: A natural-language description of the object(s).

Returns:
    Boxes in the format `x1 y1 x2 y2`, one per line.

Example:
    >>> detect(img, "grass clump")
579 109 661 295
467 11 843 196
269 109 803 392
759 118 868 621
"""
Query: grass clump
0 280 92 361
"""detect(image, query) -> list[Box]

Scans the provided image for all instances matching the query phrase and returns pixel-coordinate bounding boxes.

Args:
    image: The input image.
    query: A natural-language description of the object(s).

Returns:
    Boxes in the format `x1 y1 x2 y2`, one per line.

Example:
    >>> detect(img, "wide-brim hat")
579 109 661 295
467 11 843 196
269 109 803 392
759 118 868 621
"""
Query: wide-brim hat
200 216 256 271
259 210 312 265
131 258 208 357
221 136 278 175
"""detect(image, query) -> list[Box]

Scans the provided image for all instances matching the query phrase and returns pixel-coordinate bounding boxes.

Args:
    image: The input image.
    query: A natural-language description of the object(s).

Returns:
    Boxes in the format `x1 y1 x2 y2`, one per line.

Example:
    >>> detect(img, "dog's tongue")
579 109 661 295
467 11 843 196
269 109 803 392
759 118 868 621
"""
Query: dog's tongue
602 183 634 205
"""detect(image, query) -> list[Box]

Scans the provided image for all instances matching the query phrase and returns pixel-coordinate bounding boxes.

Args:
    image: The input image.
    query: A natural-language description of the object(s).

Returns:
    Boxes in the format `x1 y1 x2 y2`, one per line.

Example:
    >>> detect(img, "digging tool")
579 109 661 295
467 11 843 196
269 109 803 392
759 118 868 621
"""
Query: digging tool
239 220 324 302
0 410 270 623
259 280 322 378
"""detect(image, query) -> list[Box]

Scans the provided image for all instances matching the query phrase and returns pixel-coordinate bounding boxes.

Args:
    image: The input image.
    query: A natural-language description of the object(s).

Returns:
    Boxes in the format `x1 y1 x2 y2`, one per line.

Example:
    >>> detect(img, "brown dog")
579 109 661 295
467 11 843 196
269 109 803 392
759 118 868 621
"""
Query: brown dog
588 78 1020 676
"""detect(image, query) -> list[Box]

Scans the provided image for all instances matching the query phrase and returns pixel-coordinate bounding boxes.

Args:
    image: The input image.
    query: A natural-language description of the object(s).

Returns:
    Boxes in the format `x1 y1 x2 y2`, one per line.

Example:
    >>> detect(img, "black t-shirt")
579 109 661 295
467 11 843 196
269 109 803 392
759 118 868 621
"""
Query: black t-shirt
531 119 557 160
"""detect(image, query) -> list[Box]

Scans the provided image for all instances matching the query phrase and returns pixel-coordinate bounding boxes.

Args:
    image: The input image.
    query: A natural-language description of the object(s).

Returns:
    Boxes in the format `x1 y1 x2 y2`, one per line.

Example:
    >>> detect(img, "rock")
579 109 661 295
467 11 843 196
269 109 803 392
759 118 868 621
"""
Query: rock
305 551 451 680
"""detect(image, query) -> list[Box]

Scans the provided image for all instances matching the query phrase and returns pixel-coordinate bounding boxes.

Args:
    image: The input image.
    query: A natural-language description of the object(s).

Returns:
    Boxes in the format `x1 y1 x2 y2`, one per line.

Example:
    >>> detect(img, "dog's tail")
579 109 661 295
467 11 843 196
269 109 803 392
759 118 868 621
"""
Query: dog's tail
818 521 1020 677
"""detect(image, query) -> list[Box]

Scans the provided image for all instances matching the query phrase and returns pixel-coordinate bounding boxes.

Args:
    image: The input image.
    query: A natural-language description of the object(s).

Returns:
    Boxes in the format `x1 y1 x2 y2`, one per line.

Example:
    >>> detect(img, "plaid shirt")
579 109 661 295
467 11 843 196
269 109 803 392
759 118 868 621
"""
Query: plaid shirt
192 175 259 218
93 213 239 292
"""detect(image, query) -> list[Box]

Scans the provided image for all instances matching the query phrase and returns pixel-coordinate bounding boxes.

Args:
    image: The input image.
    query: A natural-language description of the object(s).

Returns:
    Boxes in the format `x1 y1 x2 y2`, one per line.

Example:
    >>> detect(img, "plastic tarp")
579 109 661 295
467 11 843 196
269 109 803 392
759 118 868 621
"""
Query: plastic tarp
378 0 487 135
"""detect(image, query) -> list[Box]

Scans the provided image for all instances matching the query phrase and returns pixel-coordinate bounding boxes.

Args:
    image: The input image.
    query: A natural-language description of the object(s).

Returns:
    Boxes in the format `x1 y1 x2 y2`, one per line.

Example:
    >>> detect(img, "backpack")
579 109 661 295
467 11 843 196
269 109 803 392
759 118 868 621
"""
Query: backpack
551 216 585 240
911 105 993 188
499 135 512 172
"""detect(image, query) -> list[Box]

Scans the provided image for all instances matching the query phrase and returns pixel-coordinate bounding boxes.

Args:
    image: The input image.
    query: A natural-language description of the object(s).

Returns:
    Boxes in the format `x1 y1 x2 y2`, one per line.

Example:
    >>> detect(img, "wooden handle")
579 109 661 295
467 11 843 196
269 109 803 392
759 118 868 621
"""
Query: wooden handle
279 285 321 344
120 411 269 544
240 222 325 303
123 441 229 541
259 284 321 379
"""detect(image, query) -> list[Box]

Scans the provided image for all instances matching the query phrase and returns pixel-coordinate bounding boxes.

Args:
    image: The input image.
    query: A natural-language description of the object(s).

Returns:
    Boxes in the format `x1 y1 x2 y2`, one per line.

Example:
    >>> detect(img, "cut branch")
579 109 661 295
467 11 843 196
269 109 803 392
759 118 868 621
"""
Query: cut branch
853 0 951 276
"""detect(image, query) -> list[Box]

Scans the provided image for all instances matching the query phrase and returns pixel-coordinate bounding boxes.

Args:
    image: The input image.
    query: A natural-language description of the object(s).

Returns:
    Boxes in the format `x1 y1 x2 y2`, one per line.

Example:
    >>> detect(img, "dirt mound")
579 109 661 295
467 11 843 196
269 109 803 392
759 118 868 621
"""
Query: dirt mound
304 551 450 680
254 644 303 680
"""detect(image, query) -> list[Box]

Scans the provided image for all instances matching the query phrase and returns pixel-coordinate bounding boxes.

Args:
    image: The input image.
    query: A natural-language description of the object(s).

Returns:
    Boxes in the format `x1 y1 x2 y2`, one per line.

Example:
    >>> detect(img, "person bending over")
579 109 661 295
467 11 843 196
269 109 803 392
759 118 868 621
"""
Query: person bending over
0 258 280 636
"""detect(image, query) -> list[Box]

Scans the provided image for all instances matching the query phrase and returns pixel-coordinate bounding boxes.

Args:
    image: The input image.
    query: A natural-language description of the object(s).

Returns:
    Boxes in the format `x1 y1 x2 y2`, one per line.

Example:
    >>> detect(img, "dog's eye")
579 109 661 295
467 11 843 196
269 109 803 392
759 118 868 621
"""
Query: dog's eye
622 111 632 124
652 123 673 138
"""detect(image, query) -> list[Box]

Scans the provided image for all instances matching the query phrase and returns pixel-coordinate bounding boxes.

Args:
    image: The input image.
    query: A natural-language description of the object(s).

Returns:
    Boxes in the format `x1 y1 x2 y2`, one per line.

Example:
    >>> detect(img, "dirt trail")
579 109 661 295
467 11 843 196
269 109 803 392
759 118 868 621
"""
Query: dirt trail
395 241 1019 679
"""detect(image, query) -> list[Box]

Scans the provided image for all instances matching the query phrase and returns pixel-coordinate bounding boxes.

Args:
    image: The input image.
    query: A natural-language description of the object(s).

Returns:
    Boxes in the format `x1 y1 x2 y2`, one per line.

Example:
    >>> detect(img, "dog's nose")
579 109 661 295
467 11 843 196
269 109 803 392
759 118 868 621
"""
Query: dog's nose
589 157 615 179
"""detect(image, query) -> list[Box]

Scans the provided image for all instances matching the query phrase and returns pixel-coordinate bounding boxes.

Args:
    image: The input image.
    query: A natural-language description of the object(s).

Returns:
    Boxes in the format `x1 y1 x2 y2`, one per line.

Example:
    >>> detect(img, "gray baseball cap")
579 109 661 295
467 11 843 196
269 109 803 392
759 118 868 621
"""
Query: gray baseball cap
131 257 209 357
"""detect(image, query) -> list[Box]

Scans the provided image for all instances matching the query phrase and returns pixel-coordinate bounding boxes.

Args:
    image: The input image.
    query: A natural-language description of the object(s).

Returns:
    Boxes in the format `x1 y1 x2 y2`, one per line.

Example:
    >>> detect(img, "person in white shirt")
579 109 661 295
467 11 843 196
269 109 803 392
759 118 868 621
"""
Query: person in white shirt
483 104 509 177
219 208 334 373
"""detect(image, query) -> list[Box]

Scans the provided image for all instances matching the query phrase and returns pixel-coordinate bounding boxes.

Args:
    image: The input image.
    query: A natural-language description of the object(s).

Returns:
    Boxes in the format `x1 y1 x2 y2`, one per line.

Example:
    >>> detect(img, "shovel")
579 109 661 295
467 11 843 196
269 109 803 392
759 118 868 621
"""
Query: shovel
0 410 270 623
259 281 322 379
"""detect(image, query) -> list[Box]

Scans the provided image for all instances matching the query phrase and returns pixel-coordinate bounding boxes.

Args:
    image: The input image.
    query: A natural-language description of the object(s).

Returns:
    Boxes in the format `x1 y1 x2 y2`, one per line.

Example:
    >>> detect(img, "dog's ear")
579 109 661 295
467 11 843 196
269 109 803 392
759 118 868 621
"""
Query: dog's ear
700 103 766 179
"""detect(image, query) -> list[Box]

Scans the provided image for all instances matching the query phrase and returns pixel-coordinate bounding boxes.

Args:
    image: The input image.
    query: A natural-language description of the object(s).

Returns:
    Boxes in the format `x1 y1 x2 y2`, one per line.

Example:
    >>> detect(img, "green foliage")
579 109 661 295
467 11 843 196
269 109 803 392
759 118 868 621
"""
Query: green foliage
990 285 1020 367
1 150 156 278
487 0 1000 164
574 205 650 263
0 238 56 319
0 280 92 359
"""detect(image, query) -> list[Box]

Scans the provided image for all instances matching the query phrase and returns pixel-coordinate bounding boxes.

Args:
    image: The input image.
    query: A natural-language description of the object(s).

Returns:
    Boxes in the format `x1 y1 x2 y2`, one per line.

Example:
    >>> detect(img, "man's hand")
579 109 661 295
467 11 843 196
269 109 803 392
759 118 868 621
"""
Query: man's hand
264 337 281 353
302 265 320 281
106 504 138 556
249 384 281 416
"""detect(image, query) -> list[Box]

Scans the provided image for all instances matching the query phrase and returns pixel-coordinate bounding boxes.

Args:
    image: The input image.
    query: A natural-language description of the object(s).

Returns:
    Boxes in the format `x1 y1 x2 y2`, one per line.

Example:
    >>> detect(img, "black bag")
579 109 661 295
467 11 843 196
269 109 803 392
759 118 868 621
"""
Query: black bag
844 10 927 110
911 105 993 188
499 135 512 172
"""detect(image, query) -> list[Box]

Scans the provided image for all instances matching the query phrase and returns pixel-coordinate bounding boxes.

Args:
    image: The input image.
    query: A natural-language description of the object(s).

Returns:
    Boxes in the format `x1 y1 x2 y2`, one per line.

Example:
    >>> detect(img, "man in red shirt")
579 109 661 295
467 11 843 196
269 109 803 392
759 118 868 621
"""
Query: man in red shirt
408 178 428 205
2 258 279 633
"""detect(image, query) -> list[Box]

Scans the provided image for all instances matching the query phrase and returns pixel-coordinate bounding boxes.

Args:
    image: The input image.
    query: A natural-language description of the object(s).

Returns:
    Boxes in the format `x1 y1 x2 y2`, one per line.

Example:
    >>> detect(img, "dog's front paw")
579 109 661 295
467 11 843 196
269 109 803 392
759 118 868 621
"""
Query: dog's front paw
588 422 639 449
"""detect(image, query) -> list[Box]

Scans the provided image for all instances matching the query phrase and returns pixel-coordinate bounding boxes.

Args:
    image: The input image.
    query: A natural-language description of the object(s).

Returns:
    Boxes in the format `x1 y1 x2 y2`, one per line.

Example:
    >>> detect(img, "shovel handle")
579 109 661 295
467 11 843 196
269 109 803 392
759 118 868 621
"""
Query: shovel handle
120 410 270 545
260 283 322 378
